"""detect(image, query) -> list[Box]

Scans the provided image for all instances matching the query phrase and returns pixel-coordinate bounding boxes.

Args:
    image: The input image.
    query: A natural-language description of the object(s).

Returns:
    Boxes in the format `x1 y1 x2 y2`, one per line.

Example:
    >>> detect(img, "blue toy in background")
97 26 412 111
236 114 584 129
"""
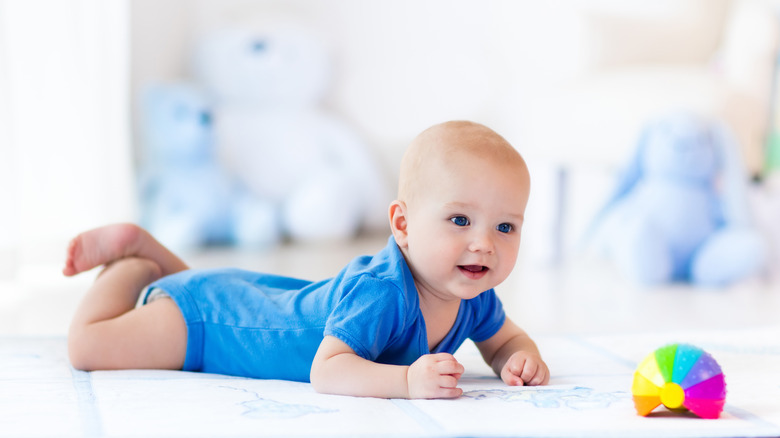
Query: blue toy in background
138 83 278 252
587 112 767 287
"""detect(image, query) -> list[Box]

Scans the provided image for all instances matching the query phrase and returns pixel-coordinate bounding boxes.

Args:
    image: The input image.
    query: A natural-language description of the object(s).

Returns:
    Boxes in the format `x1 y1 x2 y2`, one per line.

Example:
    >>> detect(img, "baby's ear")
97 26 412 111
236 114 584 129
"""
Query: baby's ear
388 200 409 247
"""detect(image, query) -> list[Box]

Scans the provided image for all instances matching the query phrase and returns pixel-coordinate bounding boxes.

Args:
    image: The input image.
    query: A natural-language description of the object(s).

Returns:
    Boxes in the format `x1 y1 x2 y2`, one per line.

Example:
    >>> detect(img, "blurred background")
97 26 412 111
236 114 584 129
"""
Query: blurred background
1 0 779 336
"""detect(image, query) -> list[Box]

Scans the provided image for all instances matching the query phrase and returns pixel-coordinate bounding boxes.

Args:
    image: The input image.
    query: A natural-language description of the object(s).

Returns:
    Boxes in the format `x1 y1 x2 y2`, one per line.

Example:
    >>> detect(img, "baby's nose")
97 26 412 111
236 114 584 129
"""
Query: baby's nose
468 231 495 254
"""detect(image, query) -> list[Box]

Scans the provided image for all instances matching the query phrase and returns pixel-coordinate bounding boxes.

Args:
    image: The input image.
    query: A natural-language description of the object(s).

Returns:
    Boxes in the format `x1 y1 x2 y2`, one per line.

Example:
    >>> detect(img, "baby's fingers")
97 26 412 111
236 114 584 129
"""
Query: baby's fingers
519 359 539 384
437 373 460 389
408 353 465 399
434 355 463 397
518 358 549 386
436 357 465 378
525 362 550 386
501 355 530 386
502 353 550 387
434 368 462 399
434 386 463 399
501 364 525 386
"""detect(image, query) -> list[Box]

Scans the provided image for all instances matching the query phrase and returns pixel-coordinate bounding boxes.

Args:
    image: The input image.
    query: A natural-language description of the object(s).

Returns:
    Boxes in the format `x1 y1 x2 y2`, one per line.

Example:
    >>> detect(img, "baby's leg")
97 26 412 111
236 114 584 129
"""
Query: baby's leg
63 223 189 277
68 257 187 371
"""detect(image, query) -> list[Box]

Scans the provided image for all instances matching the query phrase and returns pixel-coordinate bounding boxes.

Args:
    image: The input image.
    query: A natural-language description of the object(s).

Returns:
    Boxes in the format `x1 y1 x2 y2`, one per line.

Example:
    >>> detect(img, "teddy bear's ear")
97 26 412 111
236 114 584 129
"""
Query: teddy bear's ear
711 121 753 228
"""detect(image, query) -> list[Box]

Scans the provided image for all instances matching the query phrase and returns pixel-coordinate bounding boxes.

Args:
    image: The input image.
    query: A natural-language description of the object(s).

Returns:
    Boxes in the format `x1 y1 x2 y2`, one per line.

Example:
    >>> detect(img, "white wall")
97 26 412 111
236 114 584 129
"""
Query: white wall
130 0 768 266
129 0 612 263
131 0 601 173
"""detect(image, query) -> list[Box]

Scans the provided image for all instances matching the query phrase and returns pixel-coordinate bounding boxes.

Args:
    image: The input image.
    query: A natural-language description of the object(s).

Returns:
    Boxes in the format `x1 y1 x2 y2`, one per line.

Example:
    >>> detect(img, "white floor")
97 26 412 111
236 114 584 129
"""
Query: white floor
1 234 778 338
1 235 779 437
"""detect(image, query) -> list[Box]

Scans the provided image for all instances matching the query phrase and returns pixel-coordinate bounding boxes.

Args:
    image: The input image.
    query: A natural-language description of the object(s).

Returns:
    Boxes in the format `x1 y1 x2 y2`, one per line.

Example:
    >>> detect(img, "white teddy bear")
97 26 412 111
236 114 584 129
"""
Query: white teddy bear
192 24 390 243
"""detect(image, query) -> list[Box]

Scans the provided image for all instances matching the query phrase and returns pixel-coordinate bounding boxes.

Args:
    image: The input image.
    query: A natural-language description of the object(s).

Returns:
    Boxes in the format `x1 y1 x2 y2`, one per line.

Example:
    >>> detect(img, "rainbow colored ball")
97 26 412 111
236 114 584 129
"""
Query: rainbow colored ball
632 343 727 419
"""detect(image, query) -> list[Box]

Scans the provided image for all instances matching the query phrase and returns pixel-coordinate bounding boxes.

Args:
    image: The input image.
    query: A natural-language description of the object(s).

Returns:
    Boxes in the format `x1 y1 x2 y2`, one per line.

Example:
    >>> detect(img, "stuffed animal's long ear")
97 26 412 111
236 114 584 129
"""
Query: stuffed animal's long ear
712 121 753 227
579 120 649 249
594 122 648 215
613 119 653 201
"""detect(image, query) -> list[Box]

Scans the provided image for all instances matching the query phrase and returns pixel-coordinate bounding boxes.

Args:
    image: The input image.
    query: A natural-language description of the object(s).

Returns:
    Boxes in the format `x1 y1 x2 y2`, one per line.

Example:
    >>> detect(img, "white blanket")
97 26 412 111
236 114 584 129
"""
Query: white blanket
2 327 779 437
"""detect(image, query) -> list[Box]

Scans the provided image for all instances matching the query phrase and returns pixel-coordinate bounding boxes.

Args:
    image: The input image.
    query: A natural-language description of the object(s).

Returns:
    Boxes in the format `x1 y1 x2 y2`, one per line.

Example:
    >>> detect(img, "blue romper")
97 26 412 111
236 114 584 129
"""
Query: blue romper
143 236 506 382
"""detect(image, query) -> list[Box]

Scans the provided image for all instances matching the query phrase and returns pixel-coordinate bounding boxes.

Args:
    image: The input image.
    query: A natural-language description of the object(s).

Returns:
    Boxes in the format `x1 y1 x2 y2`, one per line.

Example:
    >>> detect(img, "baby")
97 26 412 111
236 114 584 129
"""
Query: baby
64 120 549 399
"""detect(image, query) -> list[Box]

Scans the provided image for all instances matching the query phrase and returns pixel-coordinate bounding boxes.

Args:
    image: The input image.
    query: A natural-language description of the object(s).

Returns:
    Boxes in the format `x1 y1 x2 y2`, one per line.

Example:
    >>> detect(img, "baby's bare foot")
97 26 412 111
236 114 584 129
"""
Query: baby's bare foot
63 223 143 276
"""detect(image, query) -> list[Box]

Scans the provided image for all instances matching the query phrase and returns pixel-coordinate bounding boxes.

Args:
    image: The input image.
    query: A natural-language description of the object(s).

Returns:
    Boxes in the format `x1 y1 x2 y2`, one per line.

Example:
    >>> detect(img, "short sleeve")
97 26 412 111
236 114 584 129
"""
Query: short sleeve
324 275 407 361
468 289 506 343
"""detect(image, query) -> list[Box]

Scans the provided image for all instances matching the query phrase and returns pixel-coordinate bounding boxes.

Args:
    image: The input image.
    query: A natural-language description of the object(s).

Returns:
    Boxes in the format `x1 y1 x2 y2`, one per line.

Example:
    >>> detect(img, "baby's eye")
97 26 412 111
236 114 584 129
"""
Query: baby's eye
450 216 470 227
496 223 513 233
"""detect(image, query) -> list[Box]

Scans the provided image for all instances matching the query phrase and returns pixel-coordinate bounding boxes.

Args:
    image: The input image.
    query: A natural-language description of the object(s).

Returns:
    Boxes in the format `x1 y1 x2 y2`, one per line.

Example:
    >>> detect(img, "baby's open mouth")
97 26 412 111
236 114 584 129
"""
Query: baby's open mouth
458 265 489 279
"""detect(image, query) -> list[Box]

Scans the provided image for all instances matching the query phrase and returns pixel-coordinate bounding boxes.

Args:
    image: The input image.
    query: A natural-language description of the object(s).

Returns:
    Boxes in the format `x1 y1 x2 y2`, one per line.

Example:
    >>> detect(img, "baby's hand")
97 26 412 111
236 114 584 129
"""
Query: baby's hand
500 351 549 386
406 353 464 399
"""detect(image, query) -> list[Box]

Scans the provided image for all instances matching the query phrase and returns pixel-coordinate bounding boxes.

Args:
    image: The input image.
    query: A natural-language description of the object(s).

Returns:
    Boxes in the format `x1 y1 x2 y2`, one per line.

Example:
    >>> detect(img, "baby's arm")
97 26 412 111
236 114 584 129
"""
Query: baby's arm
476 318 549 386
310 336 464 399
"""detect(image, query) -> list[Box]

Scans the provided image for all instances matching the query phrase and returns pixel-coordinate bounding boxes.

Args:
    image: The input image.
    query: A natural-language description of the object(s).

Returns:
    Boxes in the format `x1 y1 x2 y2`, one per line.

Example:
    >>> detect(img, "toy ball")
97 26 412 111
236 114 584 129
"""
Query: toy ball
632 344 726 419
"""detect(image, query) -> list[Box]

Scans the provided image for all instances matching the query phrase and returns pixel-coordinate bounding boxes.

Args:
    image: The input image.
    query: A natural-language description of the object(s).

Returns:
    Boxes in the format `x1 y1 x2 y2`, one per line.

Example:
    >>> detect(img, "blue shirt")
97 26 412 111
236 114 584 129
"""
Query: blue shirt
146 236 506 381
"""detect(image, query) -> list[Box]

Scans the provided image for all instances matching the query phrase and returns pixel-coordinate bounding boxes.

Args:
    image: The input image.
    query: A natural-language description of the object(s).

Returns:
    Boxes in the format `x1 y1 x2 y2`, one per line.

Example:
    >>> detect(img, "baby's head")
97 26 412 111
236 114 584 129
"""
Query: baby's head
390 121 530 300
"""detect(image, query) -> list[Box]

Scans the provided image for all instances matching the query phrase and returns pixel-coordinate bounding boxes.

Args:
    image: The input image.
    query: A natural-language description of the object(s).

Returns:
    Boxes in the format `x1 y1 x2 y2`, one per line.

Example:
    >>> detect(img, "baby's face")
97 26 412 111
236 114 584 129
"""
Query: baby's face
400 153 530 301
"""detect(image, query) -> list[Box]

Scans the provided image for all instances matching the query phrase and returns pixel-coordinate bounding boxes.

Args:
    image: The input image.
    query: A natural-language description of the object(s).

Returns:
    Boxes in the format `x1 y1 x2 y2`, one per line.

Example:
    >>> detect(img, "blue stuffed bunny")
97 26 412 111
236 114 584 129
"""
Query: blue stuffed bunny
138 83 278 252
588 112 766 287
